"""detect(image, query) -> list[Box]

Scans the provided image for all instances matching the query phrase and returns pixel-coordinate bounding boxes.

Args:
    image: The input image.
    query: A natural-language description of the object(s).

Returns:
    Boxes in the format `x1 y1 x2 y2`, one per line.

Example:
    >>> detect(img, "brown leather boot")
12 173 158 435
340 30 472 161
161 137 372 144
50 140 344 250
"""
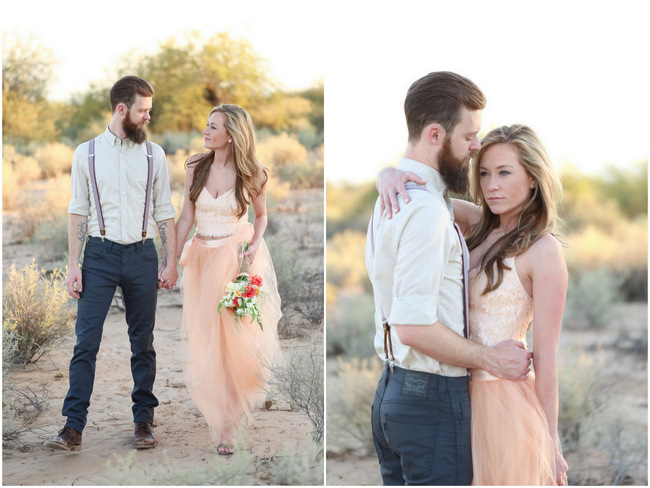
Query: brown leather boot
45 427 82 451
133 422 157 449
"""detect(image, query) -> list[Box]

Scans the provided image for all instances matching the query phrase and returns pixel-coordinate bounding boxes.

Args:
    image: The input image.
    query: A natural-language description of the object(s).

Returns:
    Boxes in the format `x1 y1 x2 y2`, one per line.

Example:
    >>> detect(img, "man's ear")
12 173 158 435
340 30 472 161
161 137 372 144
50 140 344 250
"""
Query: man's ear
424 123 446 147
116 102 128 117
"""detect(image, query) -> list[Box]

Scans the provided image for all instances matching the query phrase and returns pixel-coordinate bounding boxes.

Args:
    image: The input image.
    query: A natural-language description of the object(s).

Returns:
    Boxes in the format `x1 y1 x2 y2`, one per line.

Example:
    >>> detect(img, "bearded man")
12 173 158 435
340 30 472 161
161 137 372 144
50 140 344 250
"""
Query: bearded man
46 76 177 451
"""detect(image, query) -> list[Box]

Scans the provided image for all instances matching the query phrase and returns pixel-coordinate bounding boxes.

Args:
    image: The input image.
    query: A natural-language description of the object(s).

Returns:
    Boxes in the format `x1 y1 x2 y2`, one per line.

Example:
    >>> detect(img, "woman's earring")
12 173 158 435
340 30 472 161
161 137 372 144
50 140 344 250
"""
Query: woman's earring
228 139 232 143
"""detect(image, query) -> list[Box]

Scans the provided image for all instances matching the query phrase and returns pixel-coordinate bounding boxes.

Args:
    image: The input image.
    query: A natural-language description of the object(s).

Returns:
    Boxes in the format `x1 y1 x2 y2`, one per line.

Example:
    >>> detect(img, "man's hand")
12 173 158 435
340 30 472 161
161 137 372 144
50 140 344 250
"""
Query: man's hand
377 168 426 218
486 340 533 380
159 258 178 290
65 266 83 299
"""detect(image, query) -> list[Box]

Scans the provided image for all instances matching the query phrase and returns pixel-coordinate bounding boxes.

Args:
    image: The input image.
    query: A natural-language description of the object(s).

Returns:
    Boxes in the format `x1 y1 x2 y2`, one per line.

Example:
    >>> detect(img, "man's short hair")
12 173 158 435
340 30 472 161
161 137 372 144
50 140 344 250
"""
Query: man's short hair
404 71 486 143
110 76 154 112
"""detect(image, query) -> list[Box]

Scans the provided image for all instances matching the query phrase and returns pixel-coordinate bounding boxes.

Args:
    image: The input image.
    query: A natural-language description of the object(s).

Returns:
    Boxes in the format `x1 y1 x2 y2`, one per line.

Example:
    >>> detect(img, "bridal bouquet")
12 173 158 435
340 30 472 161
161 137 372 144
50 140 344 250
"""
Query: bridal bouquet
217 242 265 331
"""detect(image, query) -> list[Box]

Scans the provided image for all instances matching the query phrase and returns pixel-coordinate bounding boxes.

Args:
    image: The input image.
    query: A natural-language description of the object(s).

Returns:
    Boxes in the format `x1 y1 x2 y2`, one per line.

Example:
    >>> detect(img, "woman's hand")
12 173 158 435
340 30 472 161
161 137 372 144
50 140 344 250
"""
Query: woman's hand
377 168 426 218
242 241 260 265
555 450 569 485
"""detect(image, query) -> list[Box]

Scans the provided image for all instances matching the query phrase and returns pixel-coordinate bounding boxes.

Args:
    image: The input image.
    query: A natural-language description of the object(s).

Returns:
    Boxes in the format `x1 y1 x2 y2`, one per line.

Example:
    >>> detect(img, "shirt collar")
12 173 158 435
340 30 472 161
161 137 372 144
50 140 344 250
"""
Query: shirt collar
101 126 137 148
397 158 448 197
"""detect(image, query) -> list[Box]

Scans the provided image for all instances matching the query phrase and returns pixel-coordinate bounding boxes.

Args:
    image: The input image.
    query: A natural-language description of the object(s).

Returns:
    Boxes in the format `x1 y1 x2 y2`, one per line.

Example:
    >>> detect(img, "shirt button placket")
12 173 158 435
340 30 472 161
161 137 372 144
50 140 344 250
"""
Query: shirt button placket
120 146 128 243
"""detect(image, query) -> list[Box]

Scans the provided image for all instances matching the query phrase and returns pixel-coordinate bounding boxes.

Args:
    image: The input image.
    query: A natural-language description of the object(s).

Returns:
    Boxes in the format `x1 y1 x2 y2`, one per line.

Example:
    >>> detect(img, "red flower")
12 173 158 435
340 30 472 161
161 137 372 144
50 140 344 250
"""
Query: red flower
250 275 263 287
233 297 240 307
244 285 256 298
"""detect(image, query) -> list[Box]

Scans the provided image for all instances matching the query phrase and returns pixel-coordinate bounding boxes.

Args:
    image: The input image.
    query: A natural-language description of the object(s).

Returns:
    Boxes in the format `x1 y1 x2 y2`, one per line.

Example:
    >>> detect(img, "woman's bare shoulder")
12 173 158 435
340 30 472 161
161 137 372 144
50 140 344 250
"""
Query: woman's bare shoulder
186 153 207 170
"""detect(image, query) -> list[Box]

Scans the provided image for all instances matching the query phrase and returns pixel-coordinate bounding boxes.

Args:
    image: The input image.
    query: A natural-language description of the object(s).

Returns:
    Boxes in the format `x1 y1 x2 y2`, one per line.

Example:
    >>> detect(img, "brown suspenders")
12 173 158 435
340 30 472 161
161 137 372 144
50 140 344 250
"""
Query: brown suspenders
369 182 470 373
88 138 154 243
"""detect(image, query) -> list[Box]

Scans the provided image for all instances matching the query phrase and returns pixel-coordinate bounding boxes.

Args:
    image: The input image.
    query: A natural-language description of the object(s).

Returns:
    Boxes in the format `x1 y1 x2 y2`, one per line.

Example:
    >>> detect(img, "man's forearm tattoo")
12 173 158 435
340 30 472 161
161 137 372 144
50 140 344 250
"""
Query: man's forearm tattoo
77 221 87 242
158 221 168 245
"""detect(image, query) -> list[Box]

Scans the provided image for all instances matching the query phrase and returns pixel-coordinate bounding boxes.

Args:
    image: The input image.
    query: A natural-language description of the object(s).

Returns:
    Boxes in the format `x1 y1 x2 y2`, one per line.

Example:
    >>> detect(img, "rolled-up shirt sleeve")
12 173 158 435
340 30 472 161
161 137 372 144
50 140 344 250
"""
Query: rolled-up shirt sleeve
68 144 90 216
151 145 177 222
389 200 450 326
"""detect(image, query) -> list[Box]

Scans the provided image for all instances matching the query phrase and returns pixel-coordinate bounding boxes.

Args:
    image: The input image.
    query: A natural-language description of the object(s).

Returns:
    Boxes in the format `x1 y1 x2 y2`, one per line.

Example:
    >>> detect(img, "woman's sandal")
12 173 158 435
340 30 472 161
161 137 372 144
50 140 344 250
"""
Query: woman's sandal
217 443 234 455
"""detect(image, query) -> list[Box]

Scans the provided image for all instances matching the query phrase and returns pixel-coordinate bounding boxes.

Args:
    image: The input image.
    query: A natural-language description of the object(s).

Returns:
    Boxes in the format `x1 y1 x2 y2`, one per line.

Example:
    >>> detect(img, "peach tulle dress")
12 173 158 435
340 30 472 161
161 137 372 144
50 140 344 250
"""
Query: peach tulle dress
468 256 557 485
178 186 281 444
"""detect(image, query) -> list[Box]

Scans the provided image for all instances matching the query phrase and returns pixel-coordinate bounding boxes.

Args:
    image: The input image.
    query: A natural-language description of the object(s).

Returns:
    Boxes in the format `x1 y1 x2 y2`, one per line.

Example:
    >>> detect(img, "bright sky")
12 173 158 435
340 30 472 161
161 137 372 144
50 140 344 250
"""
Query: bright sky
3 1 649 183
1 0 324 99
325 1 650 182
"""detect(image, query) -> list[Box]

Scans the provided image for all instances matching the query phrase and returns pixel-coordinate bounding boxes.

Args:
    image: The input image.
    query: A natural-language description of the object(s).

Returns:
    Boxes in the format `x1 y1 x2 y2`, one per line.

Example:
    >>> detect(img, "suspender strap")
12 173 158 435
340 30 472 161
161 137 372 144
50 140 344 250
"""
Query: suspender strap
87 138 154 243
87 138 105 241
143 141 154 243
370 210 395 372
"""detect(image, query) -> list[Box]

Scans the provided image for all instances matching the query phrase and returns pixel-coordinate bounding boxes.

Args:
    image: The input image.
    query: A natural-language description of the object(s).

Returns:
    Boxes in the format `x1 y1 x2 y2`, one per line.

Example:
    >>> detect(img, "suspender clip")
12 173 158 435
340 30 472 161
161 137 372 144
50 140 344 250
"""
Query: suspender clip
100 229 105 242
142 231 147 244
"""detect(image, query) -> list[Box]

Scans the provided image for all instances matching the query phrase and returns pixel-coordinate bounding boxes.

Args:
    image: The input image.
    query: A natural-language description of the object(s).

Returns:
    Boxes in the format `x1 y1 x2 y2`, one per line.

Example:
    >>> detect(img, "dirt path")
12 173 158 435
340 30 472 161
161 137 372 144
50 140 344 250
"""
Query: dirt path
2 301 315 485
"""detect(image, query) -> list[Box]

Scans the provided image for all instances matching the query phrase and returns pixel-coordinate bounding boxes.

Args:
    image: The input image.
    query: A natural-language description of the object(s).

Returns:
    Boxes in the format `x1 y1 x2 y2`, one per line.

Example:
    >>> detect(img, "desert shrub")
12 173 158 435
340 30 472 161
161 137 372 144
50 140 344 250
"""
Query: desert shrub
563 269 622 329
156 130 201 155
557 347 602 452
326 230 372 293
564 218 647 273
2 355 49 450
16 175 71 238
297 127 323 149
106 449 257 485
257 133 307 169
2 261 75 364
106 440 323 485
166 149 190 191
267 442 324 485
31 216 69 264
326 356 383 455
276 158 324 189
578 403 648 485
266 232 323 332
11 154 41 185
2 161 18 210
266 175 292 205
264 336 324 443
34 142 74 178
326 291 376 358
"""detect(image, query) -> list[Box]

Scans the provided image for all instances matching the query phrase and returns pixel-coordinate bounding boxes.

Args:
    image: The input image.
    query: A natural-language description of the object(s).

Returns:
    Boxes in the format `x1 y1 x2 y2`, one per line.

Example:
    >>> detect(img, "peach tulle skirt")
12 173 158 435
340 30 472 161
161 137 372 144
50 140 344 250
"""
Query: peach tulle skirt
179 223 282 444
469 371 557 485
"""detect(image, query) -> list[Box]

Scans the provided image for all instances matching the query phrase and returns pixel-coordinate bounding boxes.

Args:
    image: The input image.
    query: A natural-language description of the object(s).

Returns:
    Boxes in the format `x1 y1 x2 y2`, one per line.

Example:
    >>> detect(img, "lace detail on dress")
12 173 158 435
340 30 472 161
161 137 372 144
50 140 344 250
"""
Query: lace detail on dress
468 256 533 347
195 187 248 238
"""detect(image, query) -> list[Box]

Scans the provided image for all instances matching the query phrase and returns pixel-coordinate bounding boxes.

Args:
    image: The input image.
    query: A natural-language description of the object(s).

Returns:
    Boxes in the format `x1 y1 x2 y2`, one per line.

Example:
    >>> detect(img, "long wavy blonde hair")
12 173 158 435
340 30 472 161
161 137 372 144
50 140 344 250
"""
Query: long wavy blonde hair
187 104 268 218
465 124 563 294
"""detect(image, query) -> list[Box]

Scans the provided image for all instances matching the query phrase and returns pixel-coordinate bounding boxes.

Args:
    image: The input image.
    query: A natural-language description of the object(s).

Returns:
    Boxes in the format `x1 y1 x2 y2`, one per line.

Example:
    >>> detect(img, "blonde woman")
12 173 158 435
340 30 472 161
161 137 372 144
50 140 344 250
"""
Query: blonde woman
378 124 569 485
173 105 281 454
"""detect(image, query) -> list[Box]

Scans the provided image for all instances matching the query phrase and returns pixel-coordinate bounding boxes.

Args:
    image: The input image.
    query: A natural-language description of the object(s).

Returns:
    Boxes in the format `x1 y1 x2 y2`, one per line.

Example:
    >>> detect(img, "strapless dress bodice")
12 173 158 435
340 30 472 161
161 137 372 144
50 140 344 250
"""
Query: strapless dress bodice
195 187 248 238
468 256 533 347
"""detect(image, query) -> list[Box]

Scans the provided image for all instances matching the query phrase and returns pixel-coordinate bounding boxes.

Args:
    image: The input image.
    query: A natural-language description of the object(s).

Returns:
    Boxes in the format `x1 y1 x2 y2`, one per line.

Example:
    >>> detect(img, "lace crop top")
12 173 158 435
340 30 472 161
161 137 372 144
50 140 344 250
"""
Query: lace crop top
468 256 533 348
195 187 248 238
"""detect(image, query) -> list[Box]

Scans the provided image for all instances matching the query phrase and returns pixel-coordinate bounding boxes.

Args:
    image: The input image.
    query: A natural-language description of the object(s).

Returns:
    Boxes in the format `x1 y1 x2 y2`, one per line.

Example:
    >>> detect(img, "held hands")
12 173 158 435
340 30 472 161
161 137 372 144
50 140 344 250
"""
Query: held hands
65 266 83 299
488 340 533 381
157 255 178 290
377 168 426 218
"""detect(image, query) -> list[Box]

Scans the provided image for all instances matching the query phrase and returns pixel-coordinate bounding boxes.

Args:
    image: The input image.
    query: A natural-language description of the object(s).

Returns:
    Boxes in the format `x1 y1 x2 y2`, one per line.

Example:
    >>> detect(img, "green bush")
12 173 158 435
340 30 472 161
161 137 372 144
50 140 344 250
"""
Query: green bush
563 269 622 329
326 291 376 358
34 142 74 178
326 357 383 455
2 261 75 364
264 336 324 444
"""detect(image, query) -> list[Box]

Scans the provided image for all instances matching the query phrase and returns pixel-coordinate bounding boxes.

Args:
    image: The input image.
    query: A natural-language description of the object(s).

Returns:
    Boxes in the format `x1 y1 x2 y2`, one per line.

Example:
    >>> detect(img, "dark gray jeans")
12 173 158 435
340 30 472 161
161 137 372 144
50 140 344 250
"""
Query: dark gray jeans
371 365 472 485
62 237 159 433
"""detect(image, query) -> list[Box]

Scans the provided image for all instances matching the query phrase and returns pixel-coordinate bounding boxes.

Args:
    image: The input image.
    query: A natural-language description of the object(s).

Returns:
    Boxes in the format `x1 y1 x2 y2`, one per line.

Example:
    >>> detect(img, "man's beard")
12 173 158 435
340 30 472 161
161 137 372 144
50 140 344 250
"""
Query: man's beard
438 137 471 194
123 110 148 144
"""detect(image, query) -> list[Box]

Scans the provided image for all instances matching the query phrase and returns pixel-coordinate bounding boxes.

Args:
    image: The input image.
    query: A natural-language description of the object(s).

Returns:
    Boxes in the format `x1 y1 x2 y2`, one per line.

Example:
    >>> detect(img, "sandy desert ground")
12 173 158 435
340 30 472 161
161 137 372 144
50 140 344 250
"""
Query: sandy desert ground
2 189 324 485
